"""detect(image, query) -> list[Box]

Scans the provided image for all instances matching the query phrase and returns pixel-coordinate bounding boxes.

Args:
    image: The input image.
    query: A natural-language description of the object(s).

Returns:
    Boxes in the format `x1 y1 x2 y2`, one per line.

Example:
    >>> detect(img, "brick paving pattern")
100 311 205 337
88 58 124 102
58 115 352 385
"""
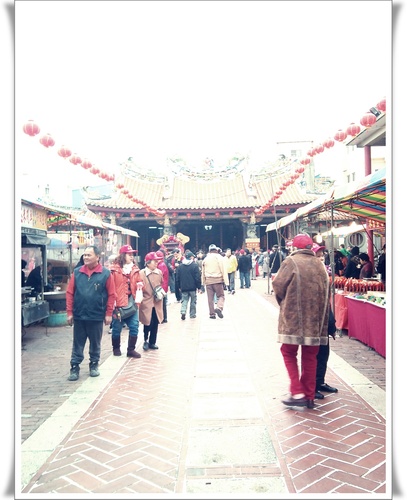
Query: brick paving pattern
19 277 389 496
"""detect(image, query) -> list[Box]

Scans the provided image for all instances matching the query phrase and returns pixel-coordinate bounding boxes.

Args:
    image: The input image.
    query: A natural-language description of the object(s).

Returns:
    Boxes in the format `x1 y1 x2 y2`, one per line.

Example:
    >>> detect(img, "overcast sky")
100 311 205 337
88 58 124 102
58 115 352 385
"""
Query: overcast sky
15 0 392 190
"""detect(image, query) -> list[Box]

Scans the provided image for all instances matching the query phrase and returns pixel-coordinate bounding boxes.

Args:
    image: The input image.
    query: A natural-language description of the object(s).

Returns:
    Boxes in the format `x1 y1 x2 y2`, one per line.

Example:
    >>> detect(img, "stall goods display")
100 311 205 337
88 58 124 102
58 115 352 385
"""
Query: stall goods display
333 277 385 292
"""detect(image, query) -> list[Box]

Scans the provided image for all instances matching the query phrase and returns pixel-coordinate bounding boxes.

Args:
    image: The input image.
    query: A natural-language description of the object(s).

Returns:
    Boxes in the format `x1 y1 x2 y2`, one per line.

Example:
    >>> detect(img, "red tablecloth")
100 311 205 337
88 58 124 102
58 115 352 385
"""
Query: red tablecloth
365 302 386 358
345 296 386 358
333 293 349 330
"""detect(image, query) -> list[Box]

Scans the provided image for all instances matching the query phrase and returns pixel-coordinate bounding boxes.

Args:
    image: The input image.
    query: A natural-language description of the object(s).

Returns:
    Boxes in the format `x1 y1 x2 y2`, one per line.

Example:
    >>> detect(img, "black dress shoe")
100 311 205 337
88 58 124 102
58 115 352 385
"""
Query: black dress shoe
318 383 338 393
282 396 307 407
307 400 316 409
149 344 159 349
315 391 325 399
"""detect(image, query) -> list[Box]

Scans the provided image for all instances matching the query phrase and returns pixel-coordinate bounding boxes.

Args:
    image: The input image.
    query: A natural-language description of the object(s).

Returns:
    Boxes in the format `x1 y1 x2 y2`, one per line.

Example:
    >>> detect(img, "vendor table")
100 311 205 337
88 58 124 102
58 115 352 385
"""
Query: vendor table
345 296 386 358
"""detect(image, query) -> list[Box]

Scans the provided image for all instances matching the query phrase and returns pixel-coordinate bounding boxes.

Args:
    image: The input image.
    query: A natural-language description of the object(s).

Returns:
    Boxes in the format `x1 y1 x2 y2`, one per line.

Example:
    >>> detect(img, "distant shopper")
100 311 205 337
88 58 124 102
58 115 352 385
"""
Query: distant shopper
376 244 386 288
237 248 252 289
225 248 238 294
110 245 142 358
272 234 330 409
66 246 116 381
202 243 229 319
359 252 373 279
344 246 361 278
176 250 201 320
139 252 164 350
269 244 284 276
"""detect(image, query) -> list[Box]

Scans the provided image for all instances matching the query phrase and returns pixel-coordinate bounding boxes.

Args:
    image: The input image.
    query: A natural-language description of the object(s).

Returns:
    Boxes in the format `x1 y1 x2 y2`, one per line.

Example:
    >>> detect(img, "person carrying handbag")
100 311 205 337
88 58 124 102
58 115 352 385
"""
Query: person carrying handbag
138 252 165 351
110 245 143 358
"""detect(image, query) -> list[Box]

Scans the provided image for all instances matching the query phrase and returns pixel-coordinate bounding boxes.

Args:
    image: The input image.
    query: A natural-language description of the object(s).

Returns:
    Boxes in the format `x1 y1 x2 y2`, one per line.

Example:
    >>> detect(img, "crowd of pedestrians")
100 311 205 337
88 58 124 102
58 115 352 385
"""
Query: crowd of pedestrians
64 237 383 411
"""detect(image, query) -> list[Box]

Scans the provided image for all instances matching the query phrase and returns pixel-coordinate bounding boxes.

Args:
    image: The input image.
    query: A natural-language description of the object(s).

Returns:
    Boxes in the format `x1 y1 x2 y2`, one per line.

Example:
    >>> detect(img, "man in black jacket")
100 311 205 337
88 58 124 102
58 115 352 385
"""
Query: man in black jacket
237 249 252 289
175 250 201 320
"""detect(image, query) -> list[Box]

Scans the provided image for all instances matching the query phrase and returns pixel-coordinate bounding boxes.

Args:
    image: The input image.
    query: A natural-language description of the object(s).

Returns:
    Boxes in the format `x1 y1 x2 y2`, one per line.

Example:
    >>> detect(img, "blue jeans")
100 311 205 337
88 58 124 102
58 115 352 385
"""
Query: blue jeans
240 271 251 288
228 272 235 291
111 309 139 341
181 290 197 317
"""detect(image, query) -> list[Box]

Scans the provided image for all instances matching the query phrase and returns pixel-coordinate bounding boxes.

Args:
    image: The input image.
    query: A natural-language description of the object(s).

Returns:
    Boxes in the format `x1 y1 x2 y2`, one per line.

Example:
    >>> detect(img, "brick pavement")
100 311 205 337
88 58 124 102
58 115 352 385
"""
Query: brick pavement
19 278 389 497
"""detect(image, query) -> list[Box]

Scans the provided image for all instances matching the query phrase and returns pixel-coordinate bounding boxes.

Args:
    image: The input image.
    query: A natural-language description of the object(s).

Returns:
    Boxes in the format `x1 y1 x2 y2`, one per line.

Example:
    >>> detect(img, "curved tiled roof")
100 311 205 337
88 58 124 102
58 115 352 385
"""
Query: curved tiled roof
86 171 316 212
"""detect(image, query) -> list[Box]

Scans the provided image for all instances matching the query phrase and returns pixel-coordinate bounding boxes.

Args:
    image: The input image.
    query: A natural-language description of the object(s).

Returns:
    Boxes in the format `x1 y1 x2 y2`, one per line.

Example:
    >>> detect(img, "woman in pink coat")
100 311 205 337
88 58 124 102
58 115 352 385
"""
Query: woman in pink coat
138 252 164 350
156 250 169 323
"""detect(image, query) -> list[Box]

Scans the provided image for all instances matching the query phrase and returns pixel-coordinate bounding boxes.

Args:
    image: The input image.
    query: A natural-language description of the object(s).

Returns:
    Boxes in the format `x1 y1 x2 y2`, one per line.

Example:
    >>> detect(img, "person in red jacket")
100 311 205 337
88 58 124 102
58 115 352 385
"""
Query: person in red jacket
109 245 143 358
66 245 115 381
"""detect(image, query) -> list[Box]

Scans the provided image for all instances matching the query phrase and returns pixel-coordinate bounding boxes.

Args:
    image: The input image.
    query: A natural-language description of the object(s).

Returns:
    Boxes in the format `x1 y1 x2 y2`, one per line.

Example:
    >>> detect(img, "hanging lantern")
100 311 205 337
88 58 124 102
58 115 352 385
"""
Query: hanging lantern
122 189 129 195
186 212 192 218
307 149 315 157
39 133 55 148
254 208 262 215
144 213 149 218
311 147 319 156
300 157 310 165
346 122 361 136
172 212 178 218
69 153 82 165
130 213 135 218
323 138 334 149
376 98 386 112
116 213 121 218
215 211 220 218
58 146 72 159
82 159 92 169
334 129 347 142
200 213 206 219
316 144 324 154
360 112 377 128
296 166 305 174
23 120 40 137
228 211 234 216
89 166 100 175
116 182 124 189
243 211 248 216
275 190 283 196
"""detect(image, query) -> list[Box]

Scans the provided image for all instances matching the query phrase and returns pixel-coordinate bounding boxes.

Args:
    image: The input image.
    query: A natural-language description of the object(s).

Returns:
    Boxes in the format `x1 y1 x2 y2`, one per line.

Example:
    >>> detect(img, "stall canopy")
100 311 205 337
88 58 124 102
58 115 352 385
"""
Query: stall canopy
267 167 386 231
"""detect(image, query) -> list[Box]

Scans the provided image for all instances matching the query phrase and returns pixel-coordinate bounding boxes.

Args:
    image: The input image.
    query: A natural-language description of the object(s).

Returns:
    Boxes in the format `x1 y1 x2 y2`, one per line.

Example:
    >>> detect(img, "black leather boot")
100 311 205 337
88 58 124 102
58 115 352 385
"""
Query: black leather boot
112 337 121 356
127 336 141 358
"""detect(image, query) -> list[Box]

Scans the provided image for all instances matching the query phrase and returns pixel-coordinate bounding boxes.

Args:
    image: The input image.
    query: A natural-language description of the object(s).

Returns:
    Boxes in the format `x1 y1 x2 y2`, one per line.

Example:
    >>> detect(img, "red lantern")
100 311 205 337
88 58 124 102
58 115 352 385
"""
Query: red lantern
360 112 377 128
130 213 135 218
82 159 92 169
69 153 82 165
228 211 234 216
144 213 149 218
116 183 124 189
316 144 324 154
172 212 178 218
296 166 305 174
334 129 347 142
323 138 334 149
215 211 220 217
89 166 100 175
186 213 192 218
122 189 129 195
243 211 248 216
346 122 361 136
376 98 386 112
23 120 40 137
200 213 206 219
116 213 121 218
39 133 55 148
307 149 315 157
58 146 72 159
275 190 283 196
300 157 310 166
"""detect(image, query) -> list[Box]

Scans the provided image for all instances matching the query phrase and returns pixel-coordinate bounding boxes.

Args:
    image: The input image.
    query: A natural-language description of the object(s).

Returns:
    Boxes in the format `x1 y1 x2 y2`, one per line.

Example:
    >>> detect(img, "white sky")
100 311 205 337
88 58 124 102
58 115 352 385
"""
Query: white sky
14 0 392 190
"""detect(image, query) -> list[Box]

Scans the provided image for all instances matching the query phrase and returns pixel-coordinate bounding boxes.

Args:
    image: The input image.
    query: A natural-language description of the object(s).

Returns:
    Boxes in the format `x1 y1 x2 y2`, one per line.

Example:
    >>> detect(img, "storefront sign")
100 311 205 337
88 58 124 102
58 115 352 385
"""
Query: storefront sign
21 203 47 230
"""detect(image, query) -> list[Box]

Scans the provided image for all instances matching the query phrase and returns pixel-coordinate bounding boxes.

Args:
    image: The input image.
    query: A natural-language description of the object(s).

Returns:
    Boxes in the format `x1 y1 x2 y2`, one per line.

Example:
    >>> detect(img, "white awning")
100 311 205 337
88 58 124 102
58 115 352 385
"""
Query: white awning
102 222 139 237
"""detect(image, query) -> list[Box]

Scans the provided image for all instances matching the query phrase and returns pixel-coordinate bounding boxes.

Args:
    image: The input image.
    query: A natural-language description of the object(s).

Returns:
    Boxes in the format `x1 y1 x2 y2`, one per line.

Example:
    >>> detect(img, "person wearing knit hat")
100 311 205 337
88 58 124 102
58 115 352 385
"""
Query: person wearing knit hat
272 234 330 409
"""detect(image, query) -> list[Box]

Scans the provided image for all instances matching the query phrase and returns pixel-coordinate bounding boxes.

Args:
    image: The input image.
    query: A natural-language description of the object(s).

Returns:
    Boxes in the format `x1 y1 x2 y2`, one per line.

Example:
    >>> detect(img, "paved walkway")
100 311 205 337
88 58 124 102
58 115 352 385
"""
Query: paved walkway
18 278 389 497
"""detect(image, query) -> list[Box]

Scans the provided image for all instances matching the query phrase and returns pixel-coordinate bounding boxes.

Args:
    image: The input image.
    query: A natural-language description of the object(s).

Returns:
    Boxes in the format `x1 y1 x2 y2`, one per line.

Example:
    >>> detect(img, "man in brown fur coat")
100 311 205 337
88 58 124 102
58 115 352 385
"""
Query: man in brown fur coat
272 234 330 409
